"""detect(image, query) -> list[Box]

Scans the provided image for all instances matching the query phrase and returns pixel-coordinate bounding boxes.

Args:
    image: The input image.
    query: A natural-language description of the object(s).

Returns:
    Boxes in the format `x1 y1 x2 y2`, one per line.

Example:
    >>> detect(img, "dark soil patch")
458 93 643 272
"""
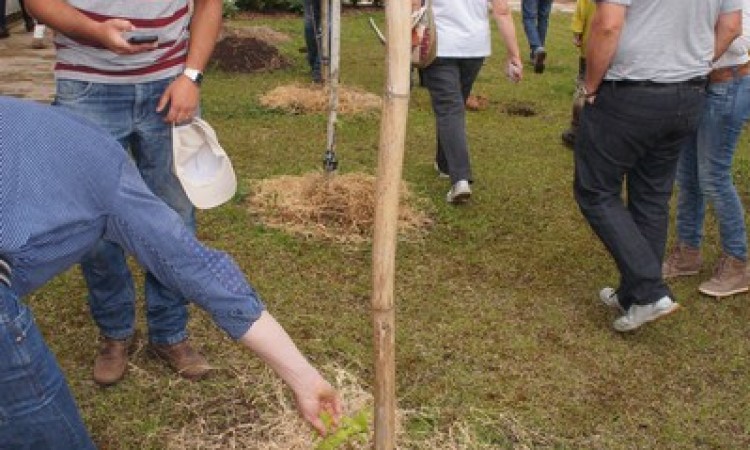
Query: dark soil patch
504 101 538 117
209 36 291 73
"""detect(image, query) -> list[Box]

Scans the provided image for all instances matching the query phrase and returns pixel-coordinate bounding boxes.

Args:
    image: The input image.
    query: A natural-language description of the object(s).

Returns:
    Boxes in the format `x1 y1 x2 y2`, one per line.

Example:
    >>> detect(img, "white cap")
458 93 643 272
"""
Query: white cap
172 118 237 209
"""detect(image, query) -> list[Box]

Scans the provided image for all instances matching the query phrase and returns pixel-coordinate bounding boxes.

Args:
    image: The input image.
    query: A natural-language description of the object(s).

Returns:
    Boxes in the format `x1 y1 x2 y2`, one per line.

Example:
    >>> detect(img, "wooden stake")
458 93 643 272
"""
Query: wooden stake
371 0 411 448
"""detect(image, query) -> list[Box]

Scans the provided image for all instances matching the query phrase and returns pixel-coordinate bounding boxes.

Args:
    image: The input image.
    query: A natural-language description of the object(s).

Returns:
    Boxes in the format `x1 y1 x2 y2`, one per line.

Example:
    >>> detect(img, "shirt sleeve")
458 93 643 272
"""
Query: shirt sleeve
103 159 264 340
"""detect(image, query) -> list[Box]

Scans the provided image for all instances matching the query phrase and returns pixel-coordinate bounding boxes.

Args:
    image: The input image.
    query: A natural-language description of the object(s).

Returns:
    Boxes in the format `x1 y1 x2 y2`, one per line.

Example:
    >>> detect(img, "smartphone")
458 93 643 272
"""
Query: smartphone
127 34 158 44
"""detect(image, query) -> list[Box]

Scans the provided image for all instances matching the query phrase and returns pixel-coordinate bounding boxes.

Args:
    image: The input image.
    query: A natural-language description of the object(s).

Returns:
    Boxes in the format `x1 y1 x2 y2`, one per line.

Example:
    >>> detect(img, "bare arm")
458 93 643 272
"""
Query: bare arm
25 0 154 54
583 2 626 98
714 10 742 62
240 312 342 435
491 0 523 81
157 0 223 123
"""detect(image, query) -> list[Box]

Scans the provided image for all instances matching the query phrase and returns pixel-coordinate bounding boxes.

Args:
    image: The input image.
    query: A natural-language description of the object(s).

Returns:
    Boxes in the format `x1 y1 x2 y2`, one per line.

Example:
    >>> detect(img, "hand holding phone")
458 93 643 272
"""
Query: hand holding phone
127 34 158 45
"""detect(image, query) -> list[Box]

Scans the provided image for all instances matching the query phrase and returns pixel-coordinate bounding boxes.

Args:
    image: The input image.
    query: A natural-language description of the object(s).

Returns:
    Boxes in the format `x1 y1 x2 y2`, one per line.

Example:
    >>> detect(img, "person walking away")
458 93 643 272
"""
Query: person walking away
26 0 220 386
521 0 553 73
662 0 750 298
574 0 741 332
422 0 523 204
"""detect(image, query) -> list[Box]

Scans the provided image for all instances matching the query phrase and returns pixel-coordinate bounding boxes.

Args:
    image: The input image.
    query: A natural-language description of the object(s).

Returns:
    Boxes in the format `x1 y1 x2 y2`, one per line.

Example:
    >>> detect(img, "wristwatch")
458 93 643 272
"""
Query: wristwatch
183 68 203 86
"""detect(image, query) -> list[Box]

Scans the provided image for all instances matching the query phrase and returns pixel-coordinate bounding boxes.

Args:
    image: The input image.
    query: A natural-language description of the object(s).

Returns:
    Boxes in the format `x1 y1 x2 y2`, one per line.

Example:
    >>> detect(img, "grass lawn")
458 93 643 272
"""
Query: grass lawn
31 8 750 449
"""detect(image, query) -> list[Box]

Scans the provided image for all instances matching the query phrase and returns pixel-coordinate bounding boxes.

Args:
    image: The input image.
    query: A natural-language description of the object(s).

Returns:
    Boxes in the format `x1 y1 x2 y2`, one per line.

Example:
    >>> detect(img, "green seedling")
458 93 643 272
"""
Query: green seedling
315 409 371 450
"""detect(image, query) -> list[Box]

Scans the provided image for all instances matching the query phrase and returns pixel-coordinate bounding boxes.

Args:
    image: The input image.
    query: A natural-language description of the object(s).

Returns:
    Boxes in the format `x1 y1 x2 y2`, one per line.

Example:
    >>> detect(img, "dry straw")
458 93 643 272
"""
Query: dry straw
259 84 382 115
161 365 553 449
247 172 433 245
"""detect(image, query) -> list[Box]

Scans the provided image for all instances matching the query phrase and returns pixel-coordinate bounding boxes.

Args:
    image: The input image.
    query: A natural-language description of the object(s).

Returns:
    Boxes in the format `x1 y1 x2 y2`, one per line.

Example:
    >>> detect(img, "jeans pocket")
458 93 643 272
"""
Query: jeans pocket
54 79 97 105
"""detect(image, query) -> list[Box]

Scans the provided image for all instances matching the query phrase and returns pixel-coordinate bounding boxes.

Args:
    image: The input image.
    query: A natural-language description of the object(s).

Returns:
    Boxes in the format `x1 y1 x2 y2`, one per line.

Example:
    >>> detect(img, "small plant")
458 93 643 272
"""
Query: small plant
315 409 371 450
222 0 240 18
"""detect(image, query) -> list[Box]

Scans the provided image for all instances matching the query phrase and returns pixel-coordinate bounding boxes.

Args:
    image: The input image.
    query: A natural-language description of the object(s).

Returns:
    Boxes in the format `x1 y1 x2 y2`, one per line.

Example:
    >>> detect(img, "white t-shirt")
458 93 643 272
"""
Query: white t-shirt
432 0 492 58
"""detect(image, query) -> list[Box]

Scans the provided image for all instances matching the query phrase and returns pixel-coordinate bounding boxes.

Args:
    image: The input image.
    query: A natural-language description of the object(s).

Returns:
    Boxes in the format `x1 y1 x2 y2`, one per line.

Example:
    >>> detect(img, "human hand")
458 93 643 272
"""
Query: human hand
293 374 342 436
505 58 523 83
157 76 200 123
573 33 582 48
96 19 158 55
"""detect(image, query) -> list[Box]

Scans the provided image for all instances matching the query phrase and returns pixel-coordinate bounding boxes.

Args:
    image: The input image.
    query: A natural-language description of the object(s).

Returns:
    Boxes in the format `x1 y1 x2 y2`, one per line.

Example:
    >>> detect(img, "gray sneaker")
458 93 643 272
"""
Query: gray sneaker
698 254 749 298
613 296 680 332
599 287 624 313
446 179 471 204
662 242 702 279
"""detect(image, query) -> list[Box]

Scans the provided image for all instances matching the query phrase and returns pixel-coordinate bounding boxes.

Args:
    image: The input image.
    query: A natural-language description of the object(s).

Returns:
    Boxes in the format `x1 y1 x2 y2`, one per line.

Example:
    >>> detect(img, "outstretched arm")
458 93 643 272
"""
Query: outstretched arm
241 312 342 435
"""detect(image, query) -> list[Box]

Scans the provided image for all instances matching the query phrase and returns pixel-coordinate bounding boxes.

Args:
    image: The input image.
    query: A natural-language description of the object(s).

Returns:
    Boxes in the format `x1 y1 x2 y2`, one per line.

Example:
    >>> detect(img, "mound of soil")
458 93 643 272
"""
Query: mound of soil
210 36 291 73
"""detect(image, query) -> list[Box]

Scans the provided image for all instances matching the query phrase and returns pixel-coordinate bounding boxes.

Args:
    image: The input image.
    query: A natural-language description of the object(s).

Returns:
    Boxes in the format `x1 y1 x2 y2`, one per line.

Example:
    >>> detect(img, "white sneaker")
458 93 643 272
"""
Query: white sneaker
613 296 680 332
446 180 471 204
599 287 624 313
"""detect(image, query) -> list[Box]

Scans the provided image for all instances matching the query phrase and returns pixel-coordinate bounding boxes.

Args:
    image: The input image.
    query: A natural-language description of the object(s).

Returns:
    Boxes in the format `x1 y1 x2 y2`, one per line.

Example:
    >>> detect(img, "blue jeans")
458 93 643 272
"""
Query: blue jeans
676 74 750 260
54 78 195 345
574 80 705 309
0 285 96 449
421 57 485 184
521 0 553 54
304 0 322 79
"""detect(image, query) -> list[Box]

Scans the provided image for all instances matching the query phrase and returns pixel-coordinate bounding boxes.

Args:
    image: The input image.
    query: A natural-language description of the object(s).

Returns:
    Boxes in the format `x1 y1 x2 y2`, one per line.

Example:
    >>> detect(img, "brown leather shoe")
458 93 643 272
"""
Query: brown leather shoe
698 254 749 298
662 242 702 279
149 340 212 381
93 337 133 386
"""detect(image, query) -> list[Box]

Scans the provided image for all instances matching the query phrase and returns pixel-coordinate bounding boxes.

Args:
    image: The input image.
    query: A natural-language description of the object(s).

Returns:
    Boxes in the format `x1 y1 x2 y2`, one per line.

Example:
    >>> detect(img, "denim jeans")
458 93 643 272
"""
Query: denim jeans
574 81 706 309
54 78 195 345
304 0 322 79
675 74 750 261
0 285 96 449
521 0 553 54
421 57 484 184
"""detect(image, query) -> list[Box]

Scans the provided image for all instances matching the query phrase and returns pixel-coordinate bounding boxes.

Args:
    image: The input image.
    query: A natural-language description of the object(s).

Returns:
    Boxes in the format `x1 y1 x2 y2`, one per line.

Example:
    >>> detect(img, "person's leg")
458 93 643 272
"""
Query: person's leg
303 0 322 82
674 132 705 250
699 78 750 261
521 0 541 56
0 0 9 38
53 80 139 343
131 79 195 349
0 287 96 450
574 83 703 310
18 0 35 32
536 0 554 47
421 58 473 185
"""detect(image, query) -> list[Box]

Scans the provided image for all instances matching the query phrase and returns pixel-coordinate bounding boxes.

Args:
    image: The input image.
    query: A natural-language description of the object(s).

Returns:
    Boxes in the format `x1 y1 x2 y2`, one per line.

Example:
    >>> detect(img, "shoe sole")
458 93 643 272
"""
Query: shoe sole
447 192 471 204
662 269 700 279
698 285 749 298
614 303 681 332
534 51 546 74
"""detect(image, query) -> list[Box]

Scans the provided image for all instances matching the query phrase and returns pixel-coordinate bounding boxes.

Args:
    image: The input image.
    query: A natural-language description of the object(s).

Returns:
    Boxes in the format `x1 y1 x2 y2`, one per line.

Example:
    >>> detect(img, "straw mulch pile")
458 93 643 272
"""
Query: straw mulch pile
161 365 553 449
259 84 382 115
246 172 433 244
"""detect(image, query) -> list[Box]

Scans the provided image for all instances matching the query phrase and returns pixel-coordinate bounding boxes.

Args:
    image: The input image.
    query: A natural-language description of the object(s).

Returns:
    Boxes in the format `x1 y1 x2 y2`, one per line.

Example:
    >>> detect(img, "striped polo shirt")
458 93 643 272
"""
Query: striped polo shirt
54 0 191 84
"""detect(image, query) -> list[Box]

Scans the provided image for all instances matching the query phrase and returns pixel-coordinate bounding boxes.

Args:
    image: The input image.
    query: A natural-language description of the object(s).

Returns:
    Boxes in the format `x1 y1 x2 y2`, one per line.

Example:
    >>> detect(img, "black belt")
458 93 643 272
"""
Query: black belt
0 256 10 287
607 77 708 88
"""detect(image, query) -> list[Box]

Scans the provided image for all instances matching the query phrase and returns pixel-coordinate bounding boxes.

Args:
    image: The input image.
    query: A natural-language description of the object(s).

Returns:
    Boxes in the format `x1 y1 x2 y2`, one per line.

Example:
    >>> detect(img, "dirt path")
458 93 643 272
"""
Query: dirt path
0 21 55 103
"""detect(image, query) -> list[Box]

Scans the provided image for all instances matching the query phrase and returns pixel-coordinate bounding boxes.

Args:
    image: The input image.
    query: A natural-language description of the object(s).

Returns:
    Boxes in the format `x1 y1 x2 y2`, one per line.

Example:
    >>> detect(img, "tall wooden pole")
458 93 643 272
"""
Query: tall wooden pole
320 0 330 83
371 0 411 448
